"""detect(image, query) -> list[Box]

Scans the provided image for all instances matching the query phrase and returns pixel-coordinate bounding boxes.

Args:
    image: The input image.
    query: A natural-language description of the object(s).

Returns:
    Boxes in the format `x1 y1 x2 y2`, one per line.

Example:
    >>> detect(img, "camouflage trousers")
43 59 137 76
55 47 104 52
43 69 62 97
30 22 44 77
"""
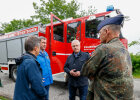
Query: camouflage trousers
86 91 94 100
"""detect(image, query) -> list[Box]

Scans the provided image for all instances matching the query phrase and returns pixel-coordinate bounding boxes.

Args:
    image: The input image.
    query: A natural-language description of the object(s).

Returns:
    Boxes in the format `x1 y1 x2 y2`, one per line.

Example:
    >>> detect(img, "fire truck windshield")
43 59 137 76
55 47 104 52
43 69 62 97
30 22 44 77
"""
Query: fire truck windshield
85 16 104 39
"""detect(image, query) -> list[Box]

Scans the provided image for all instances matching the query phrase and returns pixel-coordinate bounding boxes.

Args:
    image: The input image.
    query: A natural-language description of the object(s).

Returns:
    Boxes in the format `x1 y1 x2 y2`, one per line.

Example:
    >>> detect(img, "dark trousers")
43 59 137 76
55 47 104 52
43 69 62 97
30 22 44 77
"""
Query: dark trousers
45 85 50 100
68 85 88 100
86 91 94 100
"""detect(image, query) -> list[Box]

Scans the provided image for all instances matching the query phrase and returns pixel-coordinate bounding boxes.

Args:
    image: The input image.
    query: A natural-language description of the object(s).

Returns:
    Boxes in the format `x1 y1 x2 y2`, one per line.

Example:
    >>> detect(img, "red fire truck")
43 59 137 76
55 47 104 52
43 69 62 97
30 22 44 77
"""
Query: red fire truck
0 7 128 82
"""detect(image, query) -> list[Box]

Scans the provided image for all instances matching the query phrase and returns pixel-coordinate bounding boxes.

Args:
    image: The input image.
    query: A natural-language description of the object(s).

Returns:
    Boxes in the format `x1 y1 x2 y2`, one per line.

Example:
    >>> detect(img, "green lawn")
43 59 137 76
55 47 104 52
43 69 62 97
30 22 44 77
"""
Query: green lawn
0 96 9 100
133 72 140 78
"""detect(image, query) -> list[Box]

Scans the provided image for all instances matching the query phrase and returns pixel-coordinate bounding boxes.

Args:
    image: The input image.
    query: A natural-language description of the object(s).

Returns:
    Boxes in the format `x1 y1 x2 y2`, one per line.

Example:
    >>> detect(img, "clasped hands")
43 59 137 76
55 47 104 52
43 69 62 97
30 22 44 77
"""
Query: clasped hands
70 69 80 77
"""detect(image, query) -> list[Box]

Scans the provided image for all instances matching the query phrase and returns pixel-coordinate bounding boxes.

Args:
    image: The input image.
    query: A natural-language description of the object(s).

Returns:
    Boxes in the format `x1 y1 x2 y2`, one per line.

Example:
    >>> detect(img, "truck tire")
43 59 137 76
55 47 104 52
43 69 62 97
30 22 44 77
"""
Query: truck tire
11 65 17 82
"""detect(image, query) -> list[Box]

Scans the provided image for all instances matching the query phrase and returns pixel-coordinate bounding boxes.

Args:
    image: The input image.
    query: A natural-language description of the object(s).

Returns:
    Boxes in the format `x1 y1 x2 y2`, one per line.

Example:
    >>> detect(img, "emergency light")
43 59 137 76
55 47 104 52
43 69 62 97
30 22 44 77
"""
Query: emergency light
106 5 114 12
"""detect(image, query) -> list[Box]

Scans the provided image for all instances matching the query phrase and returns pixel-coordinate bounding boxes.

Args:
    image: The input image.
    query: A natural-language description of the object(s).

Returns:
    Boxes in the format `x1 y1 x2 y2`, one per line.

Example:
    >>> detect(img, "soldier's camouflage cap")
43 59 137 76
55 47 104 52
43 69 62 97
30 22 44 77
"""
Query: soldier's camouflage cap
97 14 124 32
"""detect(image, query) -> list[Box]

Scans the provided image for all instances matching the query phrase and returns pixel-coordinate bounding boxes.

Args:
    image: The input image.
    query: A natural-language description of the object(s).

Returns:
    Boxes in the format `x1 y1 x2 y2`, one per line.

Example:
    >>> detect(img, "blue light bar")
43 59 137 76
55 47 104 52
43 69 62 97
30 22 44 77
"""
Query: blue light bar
106 5 114 12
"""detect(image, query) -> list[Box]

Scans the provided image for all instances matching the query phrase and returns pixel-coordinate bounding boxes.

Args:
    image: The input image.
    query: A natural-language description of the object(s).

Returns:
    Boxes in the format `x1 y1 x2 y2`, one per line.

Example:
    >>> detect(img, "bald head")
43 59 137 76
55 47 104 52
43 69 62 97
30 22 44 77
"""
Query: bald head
71 40 80 46
71 40 80 54
99 24 121 43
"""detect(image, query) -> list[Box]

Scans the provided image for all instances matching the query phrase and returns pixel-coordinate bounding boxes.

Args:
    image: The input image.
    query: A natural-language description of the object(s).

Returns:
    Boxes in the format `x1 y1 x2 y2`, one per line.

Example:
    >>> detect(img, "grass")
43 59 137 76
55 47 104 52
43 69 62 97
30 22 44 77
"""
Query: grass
0 96 9 100
133 72 140 78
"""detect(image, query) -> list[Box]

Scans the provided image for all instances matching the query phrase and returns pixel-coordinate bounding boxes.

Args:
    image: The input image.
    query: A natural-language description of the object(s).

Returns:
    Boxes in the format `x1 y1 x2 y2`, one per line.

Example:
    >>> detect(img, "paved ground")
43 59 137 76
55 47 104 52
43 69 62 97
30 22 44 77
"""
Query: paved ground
0 72 140 100
0 72 76 100
134 79 140 99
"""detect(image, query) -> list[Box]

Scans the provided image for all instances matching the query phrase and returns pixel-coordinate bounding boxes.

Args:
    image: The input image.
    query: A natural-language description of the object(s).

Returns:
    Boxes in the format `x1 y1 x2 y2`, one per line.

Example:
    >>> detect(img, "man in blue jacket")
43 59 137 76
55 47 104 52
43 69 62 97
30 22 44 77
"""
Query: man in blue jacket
64 40 90 100
14 36 47 100
37 36 53 100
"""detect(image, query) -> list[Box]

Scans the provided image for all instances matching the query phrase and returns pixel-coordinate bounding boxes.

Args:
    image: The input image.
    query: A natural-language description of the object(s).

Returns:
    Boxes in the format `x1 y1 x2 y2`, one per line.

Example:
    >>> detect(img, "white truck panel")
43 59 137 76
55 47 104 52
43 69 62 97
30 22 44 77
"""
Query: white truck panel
7 38 22 58
0 42 7 63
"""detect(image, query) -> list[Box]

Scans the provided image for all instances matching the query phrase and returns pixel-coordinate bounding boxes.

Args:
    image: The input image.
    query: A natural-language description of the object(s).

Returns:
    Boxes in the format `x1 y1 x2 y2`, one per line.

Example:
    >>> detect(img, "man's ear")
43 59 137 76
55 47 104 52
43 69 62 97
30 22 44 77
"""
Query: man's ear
34 46 37 51
106 28 111 36
104 28 108 35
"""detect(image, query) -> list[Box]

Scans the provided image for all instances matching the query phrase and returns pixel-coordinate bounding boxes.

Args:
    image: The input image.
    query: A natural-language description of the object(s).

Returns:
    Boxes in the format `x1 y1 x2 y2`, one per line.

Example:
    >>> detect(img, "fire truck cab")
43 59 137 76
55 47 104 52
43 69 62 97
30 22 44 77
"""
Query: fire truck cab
0 7 128 82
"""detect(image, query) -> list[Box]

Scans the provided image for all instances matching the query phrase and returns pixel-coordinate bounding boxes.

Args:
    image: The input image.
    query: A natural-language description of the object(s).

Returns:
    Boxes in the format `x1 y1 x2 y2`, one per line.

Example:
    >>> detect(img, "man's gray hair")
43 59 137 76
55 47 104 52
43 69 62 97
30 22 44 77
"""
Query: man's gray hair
25 35 40 52
39 36 47 41
103 24 121 33
71 39 80 46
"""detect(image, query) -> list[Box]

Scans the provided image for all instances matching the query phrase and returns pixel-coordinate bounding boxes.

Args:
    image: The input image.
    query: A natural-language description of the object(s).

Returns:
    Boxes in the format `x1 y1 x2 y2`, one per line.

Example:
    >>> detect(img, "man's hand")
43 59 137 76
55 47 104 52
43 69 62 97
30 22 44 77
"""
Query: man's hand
70 69 76 76
75 71 80 77
70 69 80 77
42 78 45 82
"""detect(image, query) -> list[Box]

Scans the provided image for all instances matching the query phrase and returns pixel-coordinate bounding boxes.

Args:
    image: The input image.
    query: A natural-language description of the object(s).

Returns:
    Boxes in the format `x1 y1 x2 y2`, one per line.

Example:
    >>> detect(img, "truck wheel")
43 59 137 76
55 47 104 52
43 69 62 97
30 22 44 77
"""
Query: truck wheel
11 65 17 82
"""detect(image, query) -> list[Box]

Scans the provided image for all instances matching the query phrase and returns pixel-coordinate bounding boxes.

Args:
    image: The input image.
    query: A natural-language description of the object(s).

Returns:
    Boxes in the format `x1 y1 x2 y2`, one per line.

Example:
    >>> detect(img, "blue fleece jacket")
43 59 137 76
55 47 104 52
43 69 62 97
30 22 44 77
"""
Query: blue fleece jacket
14 52 47 100
37 51 53 86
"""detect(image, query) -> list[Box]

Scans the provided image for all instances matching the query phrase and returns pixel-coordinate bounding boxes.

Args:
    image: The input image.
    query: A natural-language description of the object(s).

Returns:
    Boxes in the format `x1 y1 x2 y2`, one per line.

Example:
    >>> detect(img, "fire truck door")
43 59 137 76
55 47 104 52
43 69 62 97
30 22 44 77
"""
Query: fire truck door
50 14 66 74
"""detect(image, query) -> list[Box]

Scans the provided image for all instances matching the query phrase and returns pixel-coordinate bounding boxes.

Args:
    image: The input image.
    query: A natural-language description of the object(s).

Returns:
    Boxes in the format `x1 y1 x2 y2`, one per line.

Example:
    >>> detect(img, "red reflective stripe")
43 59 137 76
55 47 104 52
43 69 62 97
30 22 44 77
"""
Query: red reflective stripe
1 67 8 70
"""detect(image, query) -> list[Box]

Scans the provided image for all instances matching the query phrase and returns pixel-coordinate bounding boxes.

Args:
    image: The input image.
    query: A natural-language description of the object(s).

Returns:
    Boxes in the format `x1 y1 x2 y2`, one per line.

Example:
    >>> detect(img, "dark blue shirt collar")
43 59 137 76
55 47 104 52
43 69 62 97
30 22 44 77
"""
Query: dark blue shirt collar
74 51 80 58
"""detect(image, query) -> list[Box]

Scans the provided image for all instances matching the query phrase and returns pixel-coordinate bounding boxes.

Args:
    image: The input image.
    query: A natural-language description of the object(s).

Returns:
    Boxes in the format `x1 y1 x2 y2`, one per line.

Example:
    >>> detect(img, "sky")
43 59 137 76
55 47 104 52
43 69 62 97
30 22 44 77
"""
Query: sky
0 0 140 54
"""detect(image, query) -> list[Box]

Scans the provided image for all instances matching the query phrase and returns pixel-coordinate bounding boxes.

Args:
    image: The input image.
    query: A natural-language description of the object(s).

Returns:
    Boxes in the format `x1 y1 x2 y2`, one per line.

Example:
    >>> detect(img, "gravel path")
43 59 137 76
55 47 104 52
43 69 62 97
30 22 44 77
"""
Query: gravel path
0 72 14 99
0 72 78 100
0 72 140 100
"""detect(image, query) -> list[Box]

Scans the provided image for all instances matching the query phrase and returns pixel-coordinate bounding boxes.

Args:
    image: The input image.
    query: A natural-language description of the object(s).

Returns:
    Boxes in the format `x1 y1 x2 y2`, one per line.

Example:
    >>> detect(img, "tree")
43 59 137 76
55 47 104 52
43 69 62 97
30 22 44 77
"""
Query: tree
32 0 96 24
128 39 140 55
0 30 4 35
0 19 38 33
128 39 140 47
79 6 97 17
128 39 140 75
130 53 140 73
32 0 79 24
0 0 96 33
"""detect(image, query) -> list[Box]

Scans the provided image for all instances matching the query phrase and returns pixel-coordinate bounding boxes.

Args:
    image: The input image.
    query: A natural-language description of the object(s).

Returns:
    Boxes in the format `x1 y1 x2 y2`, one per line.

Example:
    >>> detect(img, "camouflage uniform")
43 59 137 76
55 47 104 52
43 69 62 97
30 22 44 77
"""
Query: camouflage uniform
81 38 134 100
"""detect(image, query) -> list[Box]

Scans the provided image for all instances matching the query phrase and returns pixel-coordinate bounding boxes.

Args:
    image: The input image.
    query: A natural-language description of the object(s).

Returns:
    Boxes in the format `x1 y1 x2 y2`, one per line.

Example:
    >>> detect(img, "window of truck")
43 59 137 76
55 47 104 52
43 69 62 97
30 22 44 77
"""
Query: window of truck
53 24 64 42
85 16 104 39
67 21 81 43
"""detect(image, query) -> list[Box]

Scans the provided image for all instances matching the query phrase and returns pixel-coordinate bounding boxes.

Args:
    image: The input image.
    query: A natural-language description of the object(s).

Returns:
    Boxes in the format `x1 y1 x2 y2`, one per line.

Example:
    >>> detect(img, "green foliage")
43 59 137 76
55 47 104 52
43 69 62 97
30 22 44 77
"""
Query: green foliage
0 30 4 34
0 19 38 33
128 39 140 47
32 0 96 24
133 72 140 78
0 96 9 100
32 0 78 24
130 53 140 73
0 0 96 33
79 6 97 17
